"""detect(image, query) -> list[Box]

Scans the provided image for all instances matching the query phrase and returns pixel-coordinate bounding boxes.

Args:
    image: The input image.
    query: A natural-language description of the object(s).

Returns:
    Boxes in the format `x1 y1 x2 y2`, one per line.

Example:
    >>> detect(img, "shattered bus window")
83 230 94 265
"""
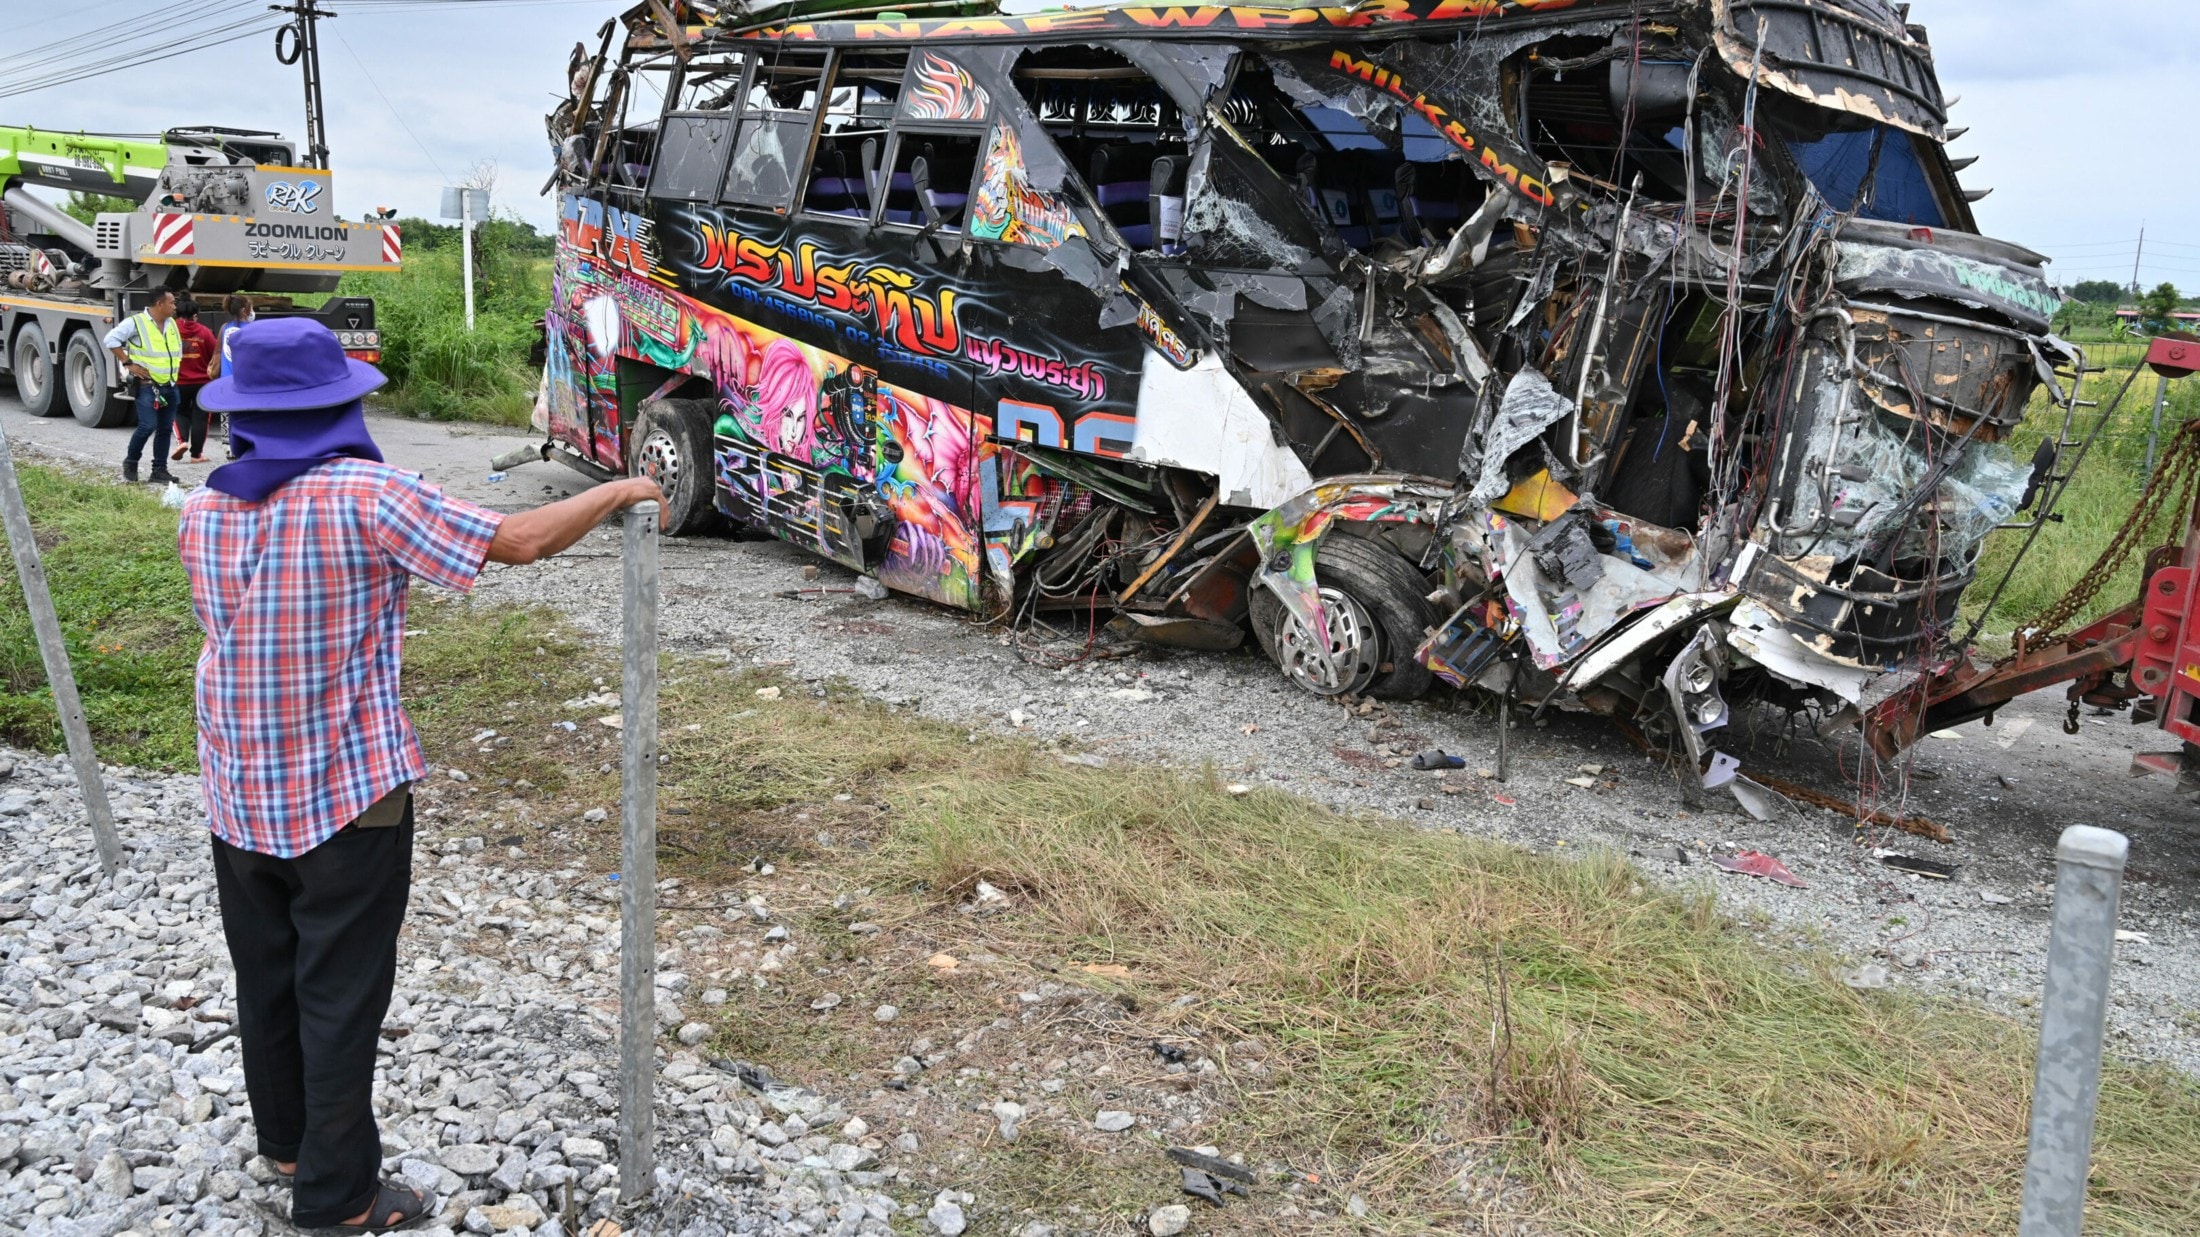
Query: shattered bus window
539 0 2082 782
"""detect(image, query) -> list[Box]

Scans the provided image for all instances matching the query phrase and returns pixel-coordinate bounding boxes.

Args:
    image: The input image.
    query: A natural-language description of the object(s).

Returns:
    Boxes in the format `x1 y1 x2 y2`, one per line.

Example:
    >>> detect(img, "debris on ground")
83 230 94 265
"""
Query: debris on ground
1710 851 1809 889
1875 851 1959 880
1845 963 1893 991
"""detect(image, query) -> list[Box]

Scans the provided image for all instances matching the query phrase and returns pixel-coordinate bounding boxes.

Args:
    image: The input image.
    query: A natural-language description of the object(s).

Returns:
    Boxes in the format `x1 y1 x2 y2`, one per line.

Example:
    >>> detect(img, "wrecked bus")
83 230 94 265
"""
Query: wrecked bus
535 0 2082 779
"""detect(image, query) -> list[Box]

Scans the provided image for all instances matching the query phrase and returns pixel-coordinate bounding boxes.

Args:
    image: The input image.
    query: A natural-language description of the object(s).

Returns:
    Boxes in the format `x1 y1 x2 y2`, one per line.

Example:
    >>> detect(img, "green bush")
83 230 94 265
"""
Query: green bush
340 214 550 426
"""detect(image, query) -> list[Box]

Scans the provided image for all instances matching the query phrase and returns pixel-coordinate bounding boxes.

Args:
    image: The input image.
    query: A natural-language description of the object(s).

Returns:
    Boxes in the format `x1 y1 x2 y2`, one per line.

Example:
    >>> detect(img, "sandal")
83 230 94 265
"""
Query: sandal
311 1179 436 1232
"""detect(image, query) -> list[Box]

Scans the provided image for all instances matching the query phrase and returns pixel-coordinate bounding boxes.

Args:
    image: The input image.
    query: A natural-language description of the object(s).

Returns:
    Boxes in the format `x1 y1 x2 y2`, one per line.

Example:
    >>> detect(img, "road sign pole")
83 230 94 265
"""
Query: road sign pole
2018 825 2130 1236
460 189 477 333
0 412 124 877
617 499 661 1204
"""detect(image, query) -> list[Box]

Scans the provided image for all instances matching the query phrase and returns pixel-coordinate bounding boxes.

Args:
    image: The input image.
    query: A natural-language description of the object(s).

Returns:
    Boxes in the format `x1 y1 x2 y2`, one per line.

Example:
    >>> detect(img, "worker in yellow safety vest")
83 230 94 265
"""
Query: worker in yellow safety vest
104 287 183 484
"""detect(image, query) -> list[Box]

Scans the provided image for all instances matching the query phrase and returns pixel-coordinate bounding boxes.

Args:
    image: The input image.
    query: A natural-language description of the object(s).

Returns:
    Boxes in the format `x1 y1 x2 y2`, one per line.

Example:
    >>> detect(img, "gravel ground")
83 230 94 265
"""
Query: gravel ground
464 521 2200 1077
4 397 2199 1235
0 748 921 1237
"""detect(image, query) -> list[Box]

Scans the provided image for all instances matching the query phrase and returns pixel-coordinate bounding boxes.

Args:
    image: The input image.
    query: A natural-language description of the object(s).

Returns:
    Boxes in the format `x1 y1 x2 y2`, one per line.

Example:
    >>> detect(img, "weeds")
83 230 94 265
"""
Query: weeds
0 464 196 768
319 215 549 426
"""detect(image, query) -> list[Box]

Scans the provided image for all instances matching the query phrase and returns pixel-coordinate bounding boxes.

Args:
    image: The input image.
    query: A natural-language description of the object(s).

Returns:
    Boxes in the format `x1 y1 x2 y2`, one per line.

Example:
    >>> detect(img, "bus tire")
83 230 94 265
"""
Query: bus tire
631 397 719 536
11 322 61 418
1250 532 1437 700
63 332 129 428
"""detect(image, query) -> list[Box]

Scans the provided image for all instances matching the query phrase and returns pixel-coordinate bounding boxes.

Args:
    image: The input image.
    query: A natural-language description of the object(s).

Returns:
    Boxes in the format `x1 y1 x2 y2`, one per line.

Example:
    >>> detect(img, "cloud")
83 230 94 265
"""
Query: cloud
10 1 2194 286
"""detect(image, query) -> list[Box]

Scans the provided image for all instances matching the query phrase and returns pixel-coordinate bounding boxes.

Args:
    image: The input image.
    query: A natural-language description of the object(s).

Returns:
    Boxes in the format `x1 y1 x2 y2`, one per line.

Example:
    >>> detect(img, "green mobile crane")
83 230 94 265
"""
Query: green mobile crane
1 122 401 426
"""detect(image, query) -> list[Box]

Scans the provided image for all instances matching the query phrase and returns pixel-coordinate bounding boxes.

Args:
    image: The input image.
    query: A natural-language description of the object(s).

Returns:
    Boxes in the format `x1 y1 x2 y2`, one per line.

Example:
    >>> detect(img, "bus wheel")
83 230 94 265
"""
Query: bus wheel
631 397 719 536
64 332 129 428
1250 533 1437 700
11 322 61 417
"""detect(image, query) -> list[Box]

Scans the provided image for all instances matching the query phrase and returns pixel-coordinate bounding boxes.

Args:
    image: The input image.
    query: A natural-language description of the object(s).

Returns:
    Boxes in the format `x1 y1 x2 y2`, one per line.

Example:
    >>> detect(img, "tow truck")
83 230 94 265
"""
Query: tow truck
0 122 400 426
1862 334 2200 791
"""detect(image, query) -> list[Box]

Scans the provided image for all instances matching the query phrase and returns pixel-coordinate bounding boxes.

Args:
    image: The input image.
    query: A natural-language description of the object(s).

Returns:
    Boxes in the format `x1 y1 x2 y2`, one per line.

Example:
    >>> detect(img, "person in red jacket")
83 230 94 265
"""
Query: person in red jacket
171 298 221 465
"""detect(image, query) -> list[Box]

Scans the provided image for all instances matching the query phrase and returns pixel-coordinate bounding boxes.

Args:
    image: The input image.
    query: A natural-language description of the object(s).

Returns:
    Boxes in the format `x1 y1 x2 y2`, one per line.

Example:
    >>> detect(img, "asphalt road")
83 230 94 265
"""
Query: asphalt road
0 390 586 514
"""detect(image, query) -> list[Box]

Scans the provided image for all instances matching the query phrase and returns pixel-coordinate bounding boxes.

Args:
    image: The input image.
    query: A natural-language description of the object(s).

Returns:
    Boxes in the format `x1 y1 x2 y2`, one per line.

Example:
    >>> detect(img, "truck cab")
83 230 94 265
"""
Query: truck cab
2 125 397 427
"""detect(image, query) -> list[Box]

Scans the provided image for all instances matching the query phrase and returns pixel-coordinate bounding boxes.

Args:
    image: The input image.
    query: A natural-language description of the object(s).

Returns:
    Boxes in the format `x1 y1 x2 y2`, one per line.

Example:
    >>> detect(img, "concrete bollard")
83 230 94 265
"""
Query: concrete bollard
617 500 661 1203
2018 825 2130 1237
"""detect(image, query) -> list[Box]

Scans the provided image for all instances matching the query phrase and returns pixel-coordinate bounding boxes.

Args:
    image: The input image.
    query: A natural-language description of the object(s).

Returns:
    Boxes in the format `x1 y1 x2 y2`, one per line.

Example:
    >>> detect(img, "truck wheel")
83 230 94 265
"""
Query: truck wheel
1250 533 1438 700
631 397 719 536
11 323 61 417
63 332 129 428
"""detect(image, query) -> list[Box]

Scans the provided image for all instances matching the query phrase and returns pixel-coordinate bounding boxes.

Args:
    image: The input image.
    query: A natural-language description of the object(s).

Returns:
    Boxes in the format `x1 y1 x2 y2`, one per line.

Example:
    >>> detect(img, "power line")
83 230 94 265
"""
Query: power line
327 21 449 182
0 2 249 74
0 6 282 100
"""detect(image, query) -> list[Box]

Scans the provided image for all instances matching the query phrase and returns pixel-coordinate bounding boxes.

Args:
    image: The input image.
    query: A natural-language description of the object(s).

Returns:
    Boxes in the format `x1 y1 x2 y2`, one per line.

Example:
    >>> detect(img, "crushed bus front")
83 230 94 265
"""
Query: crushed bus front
538 0 2080 787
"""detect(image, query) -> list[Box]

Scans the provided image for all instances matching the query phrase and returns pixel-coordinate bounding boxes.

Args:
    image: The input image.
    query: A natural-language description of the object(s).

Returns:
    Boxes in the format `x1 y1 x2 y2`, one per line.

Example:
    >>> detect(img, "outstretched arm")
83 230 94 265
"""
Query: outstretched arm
486 476 665 565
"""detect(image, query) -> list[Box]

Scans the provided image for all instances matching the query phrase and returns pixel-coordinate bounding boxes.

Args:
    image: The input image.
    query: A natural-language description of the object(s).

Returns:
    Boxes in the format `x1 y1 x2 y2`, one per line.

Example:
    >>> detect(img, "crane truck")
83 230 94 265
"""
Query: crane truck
0 123 400 427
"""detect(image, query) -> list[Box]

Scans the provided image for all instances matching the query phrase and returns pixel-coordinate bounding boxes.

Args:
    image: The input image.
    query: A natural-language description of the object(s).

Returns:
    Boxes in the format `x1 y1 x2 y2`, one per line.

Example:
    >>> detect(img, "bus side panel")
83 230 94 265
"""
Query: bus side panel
692 300 987 611
546 253 629 470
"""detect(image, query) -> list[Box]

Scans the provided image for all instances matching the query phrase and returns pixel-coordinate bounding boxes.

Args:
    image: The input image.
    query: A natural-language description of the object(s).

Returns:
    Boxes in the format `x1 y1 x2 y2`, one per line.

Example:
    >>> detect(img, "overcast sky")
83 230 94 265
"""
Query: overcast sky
7 0 2196 291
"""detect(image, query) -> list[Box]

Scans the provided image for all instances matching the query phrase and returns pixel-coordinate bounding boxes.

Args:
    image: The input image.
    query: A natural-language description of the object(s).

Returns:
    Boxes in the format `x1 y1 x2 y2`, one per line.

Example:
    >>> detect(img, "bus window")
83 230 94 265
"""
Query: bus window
723 48 830 212
880 132 981 233
648 54 746 202
877 52 990 236
1010 47 1184 252
804 50 907 221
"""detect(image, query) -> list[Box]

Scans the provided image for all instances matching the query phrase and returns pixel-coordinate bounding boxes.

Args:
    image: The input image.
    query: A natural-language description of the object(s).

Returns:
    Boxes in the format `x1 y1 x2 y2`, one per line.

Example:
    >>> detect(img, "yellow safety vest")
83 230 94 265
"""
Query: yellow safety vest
125 311 182 384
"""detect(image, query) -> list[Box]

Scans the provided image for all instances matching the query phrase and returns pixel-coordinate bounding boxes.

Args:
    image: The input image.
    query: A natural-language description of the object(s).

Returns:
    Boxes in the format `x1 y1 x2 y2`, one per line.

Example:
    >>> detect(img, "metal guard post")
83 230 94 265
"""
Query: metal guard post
617 499 660 1203
2018 824 2130 1237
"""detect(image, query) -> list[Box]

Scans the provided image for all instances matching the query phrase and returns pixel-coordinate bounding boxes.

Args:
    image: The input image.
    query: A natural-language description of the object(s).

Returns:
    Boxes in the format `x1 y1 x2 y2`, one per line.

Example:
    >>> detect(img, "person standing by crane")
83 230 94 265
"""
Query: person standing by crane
171 298 221 466
104 287 182 484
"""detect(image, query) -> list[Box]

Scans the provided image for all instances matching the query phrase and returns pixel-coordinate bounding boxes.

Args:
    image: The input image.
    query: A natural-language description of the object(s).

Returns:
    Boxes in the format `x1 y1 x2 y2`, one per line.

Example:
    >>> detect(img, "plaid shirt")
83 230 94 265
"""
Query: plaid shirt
179 459 504 856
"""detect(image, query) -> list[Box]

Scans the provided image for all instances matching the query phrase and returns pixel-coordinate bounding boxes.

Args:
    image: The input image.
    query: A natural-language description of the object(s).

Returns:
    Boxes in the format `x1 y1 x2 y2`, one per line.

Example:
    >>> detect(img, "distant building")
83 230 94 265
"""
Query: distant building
2113 308 2200 325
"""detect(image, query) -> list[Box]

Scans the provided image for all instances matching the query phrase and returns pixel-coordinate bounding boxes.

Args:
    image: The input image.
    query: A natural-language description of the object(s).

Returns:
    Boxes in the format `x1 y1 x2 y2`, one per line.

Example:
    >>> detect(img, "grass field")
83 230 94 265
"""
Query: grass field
1967 333 2199 638
8 459 2200 1232
0 465 197 768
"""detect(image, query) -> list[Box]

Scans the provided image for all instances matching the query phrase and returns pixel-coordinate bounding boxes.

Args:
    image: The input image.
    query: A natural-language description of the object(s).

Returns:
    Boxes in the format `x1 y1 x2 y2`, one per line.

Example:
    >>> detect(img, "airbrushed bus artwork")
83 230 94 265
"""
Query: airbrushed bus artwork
533 0 2084 792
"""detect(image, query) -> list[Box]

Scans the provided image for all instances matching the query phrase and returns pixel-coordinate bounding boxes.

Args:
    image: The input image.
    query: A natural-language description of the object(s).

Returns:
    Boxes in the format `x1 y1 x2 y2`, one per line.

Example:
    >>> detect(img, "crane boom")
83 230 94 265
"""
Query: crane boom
0 127 168 202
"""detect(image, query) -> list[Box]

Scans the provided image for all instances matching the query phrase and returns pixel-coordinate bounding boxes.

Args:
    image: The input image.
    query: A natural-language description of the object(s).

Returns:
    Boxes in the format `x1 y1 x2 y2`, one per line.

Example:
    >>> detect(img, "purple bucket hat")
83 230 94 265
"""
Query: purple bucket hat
197 317 386 412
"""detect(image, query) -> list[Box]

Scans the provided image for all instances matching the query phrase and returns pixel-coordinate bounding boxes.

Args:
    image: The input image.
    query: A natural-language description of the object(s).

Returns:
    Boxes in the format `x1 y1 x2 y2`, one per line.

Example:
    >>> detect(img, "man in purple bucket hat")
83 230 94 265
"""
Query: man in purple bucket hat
180 319 660 1230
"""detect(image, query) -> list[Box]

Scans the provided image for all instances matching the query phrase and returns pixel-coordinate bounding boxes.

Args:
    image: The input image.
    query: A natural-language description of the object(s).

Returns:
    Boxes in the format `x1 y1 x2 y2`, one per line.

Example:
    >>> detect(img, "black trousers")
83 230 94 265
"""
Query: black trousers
211 804 414 1227
174 383 210 458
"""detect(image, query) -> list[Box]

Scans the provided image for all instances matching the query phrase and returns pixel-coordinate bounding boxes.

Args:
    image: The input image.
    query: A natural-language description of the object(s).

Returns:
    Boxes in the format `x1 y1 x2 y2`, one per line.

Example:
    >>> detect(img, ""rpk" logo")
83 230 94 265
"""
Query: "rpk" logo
264 180 323 214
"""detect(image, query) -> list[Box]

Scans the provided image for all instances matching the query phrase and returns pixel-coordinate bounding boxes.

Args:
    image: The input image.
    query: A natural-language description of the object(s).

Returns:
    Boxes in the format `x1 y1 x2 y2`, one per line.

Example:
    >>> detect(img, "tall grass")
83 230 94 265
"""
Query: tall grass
0 466 197 769
336 220 549 426
871 749 2200 1232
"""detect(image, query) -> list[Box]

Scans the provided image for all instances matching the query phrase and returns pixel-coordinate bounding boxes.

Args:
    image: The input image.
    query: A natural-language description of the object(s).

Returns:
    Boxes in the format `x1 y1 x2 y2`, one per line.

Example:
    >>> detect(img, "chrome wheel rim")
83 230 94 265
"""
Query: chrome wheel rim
16 340 47 406
638 428 682 500
64 346 98 412
1275 585 1382 696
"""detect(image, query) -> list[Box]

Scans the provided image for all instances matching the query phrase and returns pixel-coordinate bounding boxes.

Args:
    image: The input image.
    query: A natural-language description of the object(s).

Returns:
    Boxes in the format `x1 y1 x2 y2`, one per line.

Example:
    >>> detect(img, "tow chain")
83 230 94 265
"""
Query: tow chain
2023 417 2200 643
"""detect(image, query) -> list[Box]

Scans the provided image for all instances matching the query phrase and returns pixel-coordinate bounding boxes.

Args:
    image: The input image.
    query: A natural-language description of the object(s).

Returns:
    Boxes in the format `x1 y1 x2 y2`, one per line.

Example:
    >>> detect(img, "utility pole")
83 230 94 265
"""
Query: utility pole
2133 225 2146 298
270 1 333 170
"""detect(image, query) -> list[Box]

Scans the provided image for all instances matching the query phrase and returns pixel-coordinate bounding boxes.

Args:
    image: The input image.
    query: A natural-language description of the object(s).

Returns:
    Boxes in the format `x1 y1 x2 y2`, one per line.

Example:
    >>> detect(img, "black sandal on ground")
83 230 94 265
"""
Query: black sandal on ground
311 1179 435 1232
